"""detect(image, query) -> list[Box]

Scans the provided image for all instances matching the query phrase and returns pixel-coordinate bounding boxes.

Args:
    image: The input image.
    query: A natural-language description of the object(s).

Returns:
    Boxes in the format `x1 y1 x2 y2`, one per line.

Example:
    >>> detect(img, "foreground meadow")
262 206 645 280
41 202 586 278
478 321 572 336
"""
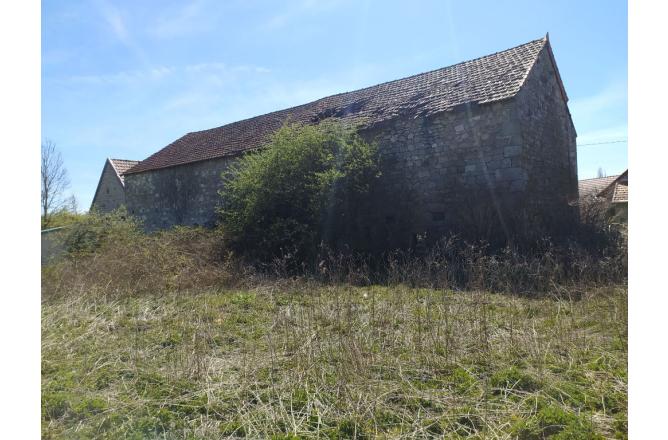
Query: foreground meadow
42 285 627 439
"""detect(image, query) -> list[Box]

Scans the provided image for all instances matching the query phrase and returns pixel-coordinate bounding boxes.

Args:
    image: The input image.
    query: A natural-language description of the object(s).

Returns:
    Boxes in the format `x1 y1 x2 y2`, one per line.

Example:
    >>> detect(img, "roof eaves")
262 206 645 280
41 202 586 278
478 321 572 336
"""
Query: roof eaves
124 147 260 176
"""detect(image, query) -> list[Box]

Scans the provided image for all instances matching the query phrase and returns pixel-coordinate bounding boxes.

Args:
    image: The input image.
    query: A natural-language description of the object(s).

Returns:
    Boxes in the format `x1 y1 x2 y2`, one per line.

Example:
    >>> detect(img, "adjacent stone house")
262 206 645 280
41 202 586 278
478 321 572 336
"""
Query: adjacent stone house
123 35 578 247
90 158 139 213
579 170 628 223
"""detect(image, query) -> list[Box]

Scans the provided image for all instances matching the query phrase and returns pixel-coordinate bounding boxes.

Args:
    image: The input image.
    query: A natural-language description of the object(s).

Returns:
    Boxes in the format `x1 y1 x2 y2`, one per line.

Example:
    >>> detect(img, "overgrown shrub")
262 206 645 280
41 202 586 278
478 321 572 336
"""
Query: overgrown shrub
218 121 380 265
43 198 626 298
42 213 239 298
313 233 627 295
41 209 86 230
62 207 141 255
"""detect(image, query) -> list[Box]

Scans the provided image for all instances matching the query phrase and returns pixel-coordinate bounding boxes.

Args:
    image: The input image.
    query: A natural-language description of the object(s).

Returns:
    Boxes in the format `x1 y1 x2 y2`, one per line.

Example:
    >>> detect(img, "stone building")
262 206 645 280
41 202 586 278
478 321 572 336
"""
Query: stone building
90 158 139 213
579 170 628 223
123 35 578 247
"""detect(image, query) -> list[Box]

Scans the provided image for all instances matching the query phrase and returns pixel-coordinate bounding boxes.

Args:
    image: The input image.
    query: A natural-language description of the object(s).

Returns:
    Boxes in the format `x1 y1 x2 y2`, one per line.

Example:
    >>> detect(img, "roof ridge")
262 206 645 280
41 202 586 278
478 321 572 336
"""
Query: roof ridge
579 174 620 182
109 158 139 162
187 37 548 137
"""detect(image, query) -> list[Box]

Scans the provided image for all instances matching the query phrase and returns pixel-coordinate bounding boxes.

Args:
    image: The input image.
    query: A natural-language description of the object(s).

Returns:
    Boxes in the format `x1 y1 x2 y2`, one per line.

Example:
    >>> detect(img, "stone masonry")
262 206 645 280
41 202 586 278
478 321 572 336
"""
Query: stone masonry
91 159 139 213
125 157 232 229
122 36 578 246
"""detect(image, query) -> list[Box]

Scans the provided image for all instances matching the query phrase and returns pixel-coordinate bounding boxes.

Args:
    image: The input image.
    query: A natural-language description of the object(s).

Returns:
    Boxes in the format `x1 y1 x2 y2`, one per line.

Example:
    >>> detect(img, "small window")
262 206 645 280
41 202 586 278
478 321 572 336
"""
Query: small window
431 212 445 222
106 188 110 194
385 215 396 224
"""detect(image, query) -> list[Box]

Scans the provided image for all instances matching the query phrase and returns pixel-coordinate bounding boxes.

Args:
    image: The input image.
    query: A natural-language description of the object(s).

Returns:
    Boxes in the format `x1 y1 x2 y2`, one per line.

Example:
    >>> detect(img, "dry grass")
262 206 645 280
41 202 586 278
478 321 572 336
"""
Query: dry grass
42 284 627 439
42 219 627 438
42 222 627 299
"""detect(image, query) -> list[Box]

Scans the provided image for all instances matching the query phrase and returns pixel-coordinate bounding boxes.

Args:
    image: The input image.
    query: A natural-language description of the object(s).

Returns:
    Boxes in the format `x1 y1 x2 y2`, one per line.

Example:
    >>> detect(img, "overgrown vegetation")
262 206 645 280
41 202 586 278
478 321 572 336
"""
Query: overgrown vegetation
218 122 380 264
42 210 627 438
42 285 627 439
43 208 626 297
43 211 233 297
41 209 86 230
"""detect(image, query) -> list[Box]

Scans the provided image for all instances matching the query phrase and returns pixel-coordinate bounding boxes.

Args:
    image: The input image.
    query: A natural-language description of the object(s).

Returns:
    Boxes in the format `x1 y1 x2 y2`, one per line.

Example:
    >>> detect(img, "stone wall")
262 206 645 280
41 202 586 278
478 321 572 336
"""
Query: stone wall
126 44 577 245
355 99 531 248
514 45 578 227
41 227 68 266
125 157 232 231
91 161 127 213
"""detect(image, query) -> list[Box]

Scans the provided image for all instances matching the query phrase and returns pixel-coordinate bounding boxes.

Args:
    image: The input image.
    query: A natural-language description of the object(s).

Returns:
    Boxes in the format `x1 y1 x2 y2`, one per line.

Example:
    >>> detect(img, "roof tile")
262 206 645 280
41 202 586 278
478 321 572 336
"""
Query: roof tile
127 37 547 175
109 159 140 184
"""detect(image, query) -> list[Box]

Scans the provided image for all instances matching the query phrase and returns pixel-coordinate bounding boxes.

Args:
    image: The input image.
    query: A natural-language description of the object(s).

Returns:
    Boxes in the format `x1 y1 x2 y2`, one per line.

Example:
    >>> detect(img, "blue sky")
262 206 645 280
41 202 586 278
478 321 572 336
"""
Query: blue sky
42 0 628 210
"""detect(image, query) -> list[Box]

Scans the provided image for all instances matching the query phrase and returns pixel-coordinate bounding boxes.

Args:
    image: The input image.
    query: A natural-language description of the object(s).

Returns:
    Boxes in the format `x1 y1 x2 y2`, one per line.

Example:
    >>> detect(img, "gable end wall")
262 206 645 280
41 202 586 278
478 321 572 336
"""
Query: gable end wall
514 45 578 224
91 161 127 213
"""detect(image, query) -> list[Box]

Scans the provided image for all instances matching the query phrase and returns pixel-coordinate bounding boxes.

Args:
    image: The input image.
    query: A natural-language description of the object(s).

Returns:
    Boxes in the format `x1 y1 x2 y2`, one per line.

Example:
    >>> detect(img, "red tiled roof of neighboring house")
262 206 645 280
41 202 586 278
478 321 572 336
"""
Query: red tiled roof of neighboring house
126 37 550 175
109 159 140 184
598 170 628 203
578 175 619 199
610 182 628 203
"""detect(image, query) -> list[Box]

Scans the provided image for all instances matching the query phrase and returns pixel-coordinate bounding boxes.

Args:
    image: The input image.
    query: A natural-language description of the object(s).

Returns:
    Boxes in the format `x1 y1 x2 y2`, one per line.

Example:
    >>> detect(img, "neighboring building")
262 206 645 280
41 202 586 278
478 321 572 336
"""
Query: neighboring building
578 170 628 223
598 170 628 204
124 35 578 247
90 158 139 213
578 175 619 200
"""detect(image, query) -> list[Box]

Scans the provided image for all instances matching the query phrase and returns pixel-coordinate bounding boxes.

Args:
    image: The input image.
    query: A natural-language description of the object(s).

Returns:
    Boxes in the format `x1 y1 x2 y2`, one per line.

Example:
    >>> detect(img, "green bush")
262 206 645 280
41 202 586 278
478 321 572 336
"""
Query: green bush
62 207 141 255
219 121 380 264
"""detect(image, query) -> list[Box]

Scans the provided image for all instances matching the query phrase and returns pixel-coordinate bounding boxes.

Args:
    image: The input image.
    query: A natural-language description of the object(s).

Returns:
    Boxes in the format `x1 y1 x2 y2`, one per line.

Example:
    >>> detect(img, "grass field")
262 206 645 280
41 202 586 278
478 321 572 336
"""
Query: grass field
42 284 627 439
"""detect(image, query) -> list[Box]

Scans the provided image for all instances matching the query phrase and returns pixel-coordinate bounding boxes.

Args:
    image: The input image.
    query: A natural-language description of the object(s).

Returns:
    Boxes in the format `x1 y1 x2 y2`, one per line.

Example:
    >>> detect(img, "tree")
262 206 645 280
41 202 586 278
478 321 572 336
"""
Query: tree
41 139 71 227
66 194 79 214
219 122 380 264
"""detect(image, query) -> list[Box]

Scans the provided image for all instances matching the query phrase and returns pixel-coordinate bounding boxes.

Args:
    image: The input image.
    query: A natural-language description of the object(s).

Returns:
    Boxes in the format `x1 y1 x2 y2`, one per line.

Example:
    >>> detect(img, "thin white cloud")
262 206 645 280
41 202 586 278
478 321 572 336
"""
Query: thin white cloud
95 0 131 46
570 77 628 152
147 0 212 39
570 78 627 125
93 0 151 64
263 0 347 30
162 92 212 112
67 66 176 85
62 62 270 86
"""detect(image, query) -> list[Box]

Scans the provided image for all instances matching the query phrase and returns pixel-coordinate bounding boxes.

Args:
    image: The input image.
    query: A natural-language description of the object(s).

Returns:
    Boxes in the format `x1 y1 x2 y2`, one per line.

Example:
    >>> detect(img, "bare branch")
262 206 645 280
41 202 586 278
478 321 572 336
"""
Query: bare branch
41 139 71 225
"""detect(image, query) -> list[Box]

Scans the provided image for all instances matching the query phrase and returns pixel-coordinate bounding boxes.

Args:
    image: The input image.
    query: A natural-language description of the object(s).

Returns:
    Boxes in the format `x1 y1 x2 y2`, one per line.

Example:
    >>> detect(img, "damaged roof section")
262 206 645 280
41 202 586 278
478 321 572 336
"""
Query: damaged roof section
127 37 549 175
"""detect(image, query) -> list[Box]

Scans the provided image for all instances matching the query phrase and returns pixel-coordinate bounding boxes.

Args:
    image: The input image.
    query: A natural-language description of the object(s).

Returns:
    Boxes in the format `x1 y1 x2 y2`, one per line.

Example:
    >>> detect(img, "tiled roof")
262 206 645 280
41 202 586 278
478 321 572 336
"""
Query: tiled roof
610 182 628 203
579 175 619 199
109 159 140 184
599 170 628 203
127 37 549 175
